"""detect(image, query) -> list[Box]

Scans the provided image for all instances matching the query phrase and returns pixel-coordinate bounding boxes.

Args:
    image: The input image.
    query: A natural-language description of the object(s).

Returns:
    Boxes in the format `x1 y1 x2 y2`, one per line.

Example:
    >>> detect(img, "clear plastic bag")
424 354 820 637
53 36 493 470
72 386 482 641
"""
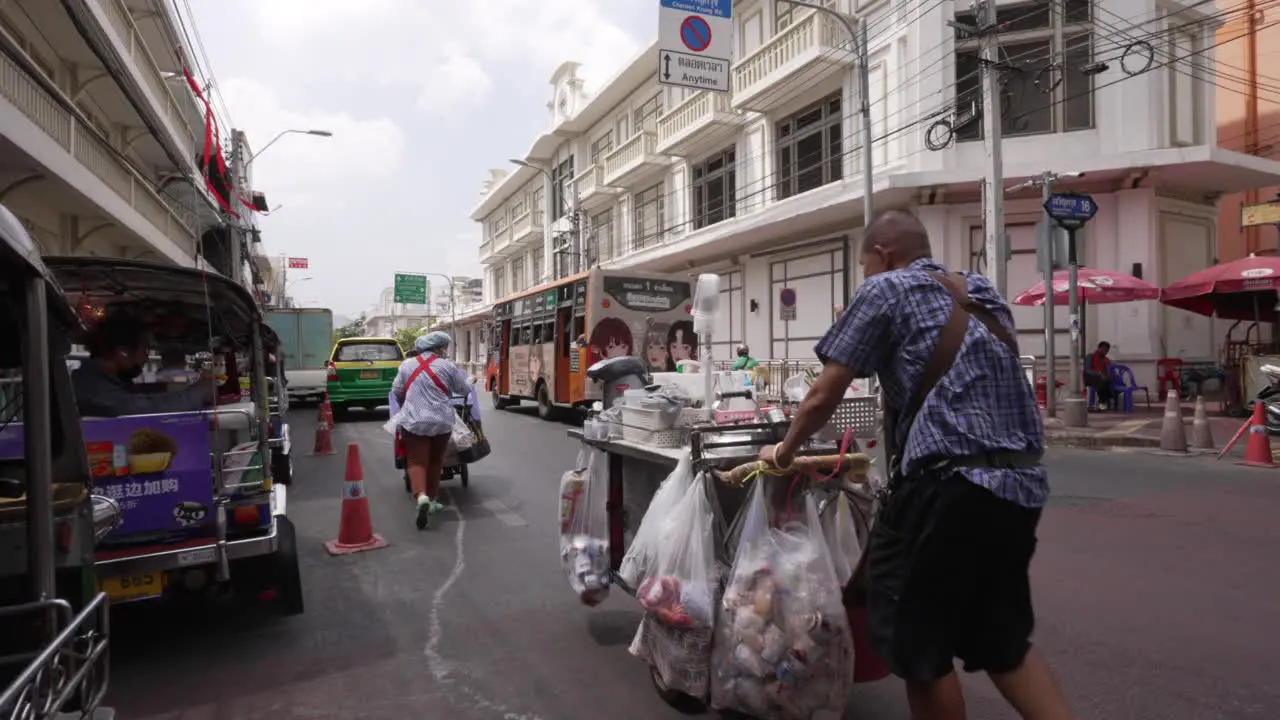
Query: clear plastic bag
711 481 854 719
822 492 864 587
559 447 610 606
617 453 694 589
451 412 474 451
629 470 718 698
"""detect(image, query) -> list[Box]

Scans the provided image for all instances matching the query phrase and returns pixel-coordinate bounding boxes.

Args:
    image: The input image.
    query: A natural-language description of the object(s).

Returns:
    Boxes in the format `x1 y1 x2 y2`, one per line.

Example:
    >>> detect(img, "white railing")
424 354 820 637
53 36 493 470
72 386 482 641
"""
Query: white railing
511 209 544 239
94 0 198 155
573 163 606 198
603 131 658 180
657 91 734 146
732 11 850 96
492 227 510 251
0 47 197 255
479 240 492 258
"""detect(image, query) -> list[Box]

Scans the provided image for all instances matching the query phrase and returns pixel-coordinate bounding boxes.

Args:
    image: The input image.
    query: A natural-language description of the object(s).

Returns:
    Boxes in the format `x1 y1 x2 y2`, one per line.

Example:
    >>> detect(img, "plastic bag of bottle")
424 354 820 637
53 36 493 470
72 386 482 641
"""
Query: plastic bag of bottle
559 447 610 606
628 470 718 697
711 481 854 719
617 453 694 589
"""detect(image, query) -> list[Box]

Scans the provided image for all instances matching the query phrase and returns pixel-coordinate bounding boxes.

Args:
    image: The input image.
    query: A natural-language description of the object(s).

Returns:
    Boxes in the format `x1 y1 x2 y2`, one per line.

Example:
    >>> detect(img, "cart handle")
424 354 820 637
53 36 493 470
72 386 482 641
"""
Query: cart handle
715 453 871 486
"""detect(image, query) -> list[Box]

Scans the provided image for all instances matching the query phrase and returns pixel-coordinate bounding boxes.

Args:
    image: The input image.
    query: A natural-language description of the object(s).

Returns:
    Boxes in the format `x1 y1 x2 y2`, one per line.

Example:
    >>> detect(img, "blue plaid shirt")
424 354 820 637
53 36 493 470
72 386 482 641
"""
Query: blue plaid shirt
815 258 1048 508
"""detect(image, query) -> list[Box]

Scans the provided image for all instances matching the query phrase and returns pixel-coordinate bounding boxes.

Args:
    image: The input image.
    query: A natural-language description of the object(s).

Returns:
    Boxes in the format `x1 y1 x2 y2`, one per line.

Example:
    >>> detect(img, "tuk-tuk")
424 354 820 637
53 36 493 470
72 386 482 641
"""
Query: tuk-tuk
0 208 116 716
43 257 303 616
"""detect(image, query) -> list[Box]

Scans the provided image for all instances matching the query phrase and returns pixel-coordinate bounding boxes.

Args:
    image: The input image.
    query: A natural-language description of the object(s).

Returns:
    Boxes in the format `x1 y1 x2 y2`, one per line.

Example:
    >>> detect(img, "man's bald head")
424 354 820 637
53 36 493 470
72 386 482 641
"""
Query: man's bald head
860 209 933 277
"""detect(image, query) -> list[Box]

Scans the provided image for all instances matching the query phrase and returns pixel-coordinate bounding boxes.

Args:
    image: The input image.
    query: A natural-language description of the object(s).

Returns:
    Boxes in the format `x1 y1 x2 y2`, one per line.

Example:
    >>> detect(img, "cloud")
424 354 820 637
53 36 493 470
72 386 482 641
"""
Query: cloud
248 0 647 112
219 78 406 200
416 54 492 113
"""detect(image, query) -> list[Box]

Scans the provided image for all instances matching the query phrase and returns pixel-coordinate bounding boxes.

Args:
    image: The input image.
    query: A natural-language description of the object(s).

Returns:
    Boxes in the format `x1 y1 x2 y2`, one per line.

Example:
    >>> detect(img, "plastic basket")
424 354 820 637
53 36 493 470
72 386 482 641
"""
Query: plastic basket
621 424 690 448
829 396 879 436
621 404 676 431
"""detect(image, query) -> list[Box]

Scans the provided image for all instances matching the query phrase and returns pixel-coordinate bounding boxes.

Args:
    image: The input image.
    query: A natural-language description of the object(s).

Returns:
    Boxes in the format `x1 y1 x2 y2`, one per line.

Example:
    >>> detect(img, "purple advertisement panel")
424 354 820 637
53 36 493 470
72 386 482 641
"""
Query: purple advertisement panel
82 413 214 536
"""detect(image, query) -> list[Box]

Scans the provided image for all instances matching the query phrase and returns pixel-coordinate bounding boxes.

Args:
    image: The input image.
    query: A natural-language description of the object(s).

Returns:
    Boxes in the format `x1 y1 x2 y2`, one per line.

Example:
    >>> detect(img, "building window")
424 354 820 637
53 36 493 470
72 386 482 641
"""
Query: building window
633 94 663 134
493 267 506 299
692 147 737 229
512 194 528 218
633 183 665 252
954 0 1093 141
512 257 526 292
532 186 545 218
591 132 613 164
593 209 614 261
774 94 842 201
550 156 575 219
532 252 544 285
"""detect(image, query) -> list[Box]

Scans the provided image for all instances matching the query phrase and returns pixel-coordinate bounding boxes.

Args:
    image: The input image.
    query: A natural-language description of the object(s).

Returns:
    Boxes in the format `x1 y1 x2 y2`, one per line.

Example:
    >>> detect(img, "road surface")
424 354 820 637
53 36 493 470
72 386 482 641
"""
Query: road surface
105 400 1280 719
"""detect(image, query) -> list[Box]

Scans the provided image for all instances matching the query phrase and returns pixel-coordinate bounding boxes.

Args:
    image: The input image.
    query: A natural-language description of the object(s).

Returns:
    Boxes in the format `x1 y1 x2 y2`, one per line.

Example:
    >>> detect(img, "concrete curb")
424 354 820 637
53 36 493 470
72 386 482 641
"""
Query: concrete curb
1045 432 1161 450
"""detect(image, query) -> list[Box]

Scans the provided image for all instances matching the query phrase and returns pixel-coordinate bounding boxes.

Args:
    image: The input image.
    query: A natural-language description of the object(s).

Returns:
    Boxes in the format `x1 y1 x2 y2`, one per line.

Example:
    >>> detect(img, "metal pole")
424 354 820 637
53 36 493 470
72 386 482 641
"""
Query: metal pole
1041 176 1057 418
229 130 244 287
977 0 1007 296
1064 229 1087 426
858 17 874 226
23 276 55 602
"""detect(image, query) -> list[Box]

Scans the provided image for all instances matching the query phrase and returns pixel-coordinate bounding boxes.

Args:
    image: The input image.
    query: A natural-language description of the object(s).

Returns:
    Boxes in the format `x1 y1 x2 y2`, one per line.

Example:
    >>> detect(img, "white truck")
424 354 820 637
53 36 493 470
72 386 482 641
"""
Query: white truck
266 308 333 404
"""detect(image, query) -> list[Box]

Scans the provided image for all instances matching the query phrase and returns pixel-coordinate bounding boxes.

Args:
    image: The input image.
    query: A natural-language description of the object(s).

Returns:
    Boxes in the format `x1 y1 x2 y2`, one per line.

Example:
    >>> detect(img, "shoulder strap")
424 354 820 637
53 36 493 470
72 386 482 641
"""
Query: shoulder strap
406 355 449 396
881 272 1019 475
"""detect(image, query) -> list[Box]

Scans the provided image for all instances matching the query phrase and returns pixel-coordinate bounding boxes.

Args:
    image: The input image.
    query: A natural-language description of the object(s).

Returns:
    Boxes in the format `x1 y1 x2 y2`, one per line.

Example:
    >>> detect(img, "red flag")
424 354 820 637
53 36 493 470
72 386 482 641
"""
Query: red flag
288 258 308 269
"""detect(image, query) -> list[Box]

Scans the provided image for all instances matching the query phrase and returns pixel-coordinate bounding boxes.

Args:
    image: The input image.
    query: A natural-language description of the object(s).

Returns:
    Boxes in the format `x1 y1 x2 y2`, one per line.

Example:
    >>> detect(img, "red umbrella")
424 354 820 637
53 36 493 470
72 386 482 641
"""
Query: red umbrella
1161 254 1280 320
1012 267 1159 307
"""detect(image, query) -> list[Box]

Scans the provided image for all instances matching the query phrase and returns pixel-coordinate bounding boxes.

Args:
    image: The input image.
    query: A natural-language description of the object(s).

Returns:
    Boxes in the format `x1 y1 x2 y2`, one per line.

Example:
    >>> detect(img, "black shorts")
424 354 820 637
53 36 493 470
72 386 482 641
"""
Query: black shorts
864 471 1042 681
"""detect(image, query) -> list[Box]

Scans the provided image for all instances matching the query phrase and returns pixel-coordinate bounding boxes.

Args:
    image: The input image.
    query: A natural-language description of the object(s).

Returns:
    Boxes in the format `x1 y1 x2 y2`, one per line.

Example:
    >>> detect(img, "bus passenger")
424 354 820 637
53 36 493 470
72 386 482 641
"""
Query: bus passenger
72 313 215 418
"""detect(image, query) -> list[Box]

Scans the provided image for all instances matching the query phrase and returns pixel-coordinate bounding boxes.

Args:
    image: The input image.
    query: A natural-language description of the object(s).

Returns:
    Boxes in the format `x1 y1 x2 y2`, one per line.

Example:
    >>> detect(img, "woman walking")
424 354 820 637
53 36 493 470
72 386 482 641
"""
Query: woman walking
390 332 473 529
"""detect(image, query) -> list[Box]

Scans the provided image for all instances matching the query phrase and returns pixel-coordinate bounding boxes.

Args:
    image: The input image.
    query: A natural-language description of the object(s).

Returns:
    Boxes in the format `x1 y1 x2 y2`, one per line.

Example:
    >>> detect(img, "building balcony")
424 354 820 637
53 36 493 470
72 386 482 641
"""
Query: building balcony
572 163 621 211
479 240 492 262
732 10 855 112
0 47 198 262
89 0 200 162
602 131 668 189
510 209 544 248
656 91 740 157
490 227 518 257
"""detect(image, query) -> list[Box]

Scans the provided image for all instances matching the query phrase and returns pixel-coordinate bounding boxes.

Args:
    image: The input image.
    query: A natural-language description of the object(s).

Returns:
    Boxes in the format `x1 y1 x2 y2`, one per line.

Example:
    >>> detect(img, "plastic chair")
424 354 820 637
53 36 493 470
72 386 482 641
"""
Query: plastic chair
1109 363 1151 413
1156 358 1183 401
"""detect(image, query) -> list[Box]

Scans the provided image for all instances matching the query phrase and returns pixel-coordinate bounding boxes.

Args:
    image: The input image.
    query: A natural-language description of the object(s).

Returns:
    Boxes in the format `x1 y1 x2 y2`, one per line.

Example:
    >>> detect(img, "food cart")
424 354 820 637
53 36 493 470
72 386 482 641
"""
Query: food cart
566 383 886 715
0 207 115 717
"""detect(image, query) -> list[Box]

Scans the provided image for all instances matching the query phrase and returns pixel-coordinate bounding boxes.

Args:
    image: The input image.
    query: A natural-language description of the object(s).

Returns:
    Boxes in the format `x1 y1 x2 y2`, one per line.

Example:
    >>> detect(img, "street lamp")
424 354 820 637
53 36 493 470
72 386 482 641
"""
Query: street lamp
248 129 333 167
510 158 579 278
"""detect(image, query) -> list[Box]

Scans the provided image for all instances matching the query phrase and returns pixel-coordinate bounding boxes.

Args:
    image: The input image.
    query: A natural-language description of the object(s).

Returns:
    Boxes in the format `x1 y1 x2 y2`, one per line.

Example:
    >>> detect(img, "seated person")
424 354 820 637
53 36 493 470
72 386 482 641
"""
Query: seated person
72 313 215 418
1084 340 1114 410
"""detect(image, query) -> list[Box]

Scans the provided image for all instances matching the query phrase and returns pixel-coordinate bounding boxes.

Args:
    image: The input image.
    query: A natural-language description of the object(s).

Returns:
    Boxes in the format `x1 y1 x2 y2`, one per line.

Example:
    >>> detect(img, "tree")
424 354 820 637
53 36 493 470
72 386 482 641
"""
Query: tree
393 322 435 352
334 314 366 342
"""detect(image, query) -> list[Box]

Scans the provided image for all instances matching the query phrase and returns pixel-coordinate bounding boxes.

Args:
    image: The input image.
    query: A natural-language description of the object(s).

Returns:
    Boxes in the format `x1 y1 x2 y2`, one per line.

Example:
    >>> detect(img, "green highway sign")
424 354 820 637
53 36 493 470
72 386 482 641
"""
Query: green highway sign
393 273 427 304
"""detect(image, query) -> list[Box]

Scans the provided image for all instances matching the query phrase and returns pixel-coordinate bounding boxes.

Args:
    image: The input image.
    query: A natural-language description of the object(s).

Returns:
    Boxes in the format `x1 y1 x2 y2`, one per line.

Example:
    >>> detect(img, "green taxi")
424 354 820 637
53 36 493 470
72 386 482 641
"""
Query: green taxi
326 337 404 418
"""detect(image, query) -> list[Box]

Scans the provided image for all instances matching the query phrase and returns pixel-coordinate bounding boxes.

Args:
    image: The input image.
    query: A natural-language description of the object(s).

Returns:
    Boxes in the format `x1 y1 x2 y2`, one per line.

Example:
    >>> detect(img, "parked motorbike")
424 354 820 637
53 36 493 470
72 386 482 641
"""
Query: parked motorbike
1254 364 1280 435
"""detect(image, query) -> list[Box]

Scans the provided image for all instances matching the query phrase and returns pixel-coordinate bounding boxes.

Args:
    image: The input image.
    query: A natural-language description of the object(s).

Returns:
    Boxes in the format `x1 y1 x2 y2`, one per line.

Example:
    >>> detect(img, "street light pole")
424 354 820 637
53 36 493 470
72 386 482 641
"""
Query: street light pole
775 1 873 302
246 129 333 168
512 158 581 280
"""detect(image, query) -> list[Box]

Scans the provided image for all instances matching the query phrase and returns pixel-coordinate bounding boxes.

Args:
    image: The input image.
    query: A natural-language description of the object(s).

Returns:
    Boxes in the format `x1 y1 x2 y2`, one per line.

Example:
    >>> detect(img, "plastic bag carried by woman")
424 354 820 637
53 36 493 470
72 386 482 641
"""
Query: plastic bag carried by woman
627 469 719 698
710 479 854 719
559 447 610 606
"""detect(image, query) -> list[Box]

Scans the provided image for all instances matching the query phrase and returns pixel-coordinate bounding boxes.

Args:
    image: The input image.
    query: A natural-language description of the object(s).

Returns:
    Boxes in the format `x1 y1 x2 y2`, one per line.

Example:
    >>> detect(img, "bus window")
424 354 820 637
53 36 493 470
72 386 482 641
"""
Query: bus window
511 324 522 347
532 324 542 345
573 315 586 343
544 321 556 346
521 325 532 345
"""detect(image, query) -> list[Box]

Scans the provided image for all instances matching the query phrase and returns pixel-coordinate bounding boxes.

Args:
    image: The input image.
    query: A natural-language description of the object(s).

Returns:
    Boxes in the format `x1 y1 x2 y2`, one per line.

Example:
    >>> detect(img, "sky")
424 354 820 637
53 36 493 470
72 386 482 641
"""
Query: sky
186 0 656 319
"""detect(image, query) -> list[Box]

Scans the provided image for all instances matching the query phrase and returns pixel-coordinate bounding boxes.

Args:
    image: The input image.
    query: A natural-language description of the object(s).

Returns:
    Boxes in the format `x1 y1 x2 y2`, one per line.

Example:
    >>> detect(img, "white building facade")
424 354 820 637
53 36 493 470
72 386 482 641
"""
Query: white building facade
0 0 223 265
473 0 1280 376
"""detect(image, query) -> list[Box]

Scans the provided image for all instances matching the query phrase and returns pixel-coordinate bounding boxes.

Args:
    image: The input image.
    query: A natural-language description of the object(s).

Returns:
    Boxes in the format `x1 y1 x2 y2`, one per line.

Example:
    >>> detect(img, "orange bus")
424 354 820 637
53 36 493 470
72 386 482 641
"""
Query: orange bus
485 268 696 418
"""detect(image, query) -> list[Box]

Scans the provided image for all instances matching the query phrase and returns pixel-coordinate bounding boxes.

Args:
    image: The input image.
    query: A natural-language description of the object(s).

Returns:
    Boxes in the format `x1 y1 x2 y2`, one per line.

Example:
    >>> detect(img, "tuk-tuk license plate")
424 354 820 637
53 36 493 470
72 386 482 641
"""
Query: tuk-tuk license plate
99 573 165 603
359 370 379 379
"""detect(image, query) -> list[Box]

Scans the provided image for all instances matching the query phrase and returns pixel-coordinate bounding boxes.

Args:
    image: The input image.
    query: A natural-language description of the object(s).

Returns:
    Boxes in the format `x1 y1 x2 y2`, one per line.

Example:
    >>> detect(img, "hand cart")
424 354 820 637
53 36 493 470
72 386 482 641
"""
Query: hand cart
399 394 477 492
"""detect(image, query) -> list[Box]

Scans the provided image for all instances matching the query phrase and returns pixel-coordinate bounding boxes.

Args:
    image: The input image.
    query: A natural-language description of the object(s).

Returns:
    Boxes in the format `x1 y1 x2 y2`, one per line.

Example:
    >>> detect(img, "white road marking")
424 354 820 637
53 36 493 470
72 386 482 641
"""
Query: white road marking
424 489 544 720
480 499 528 527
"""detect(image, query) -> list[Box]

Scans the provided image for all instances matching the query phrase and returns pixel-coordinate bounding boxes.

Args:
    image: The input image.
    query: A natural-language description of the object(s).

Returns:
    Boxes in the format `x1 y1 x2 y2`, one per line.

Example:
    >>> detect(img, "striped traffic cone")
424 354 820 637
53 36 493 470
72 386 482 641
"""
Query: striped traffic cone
324 444 388 555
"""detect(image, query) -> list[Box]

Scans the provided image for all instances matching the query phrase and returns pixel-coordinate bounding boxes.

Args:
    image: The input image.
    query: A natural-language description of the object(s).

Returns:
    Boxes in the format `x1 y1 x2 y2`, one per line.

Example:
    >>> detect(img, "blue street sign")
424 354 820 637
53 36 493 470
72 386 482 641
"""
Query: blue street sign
1043 192 1097 230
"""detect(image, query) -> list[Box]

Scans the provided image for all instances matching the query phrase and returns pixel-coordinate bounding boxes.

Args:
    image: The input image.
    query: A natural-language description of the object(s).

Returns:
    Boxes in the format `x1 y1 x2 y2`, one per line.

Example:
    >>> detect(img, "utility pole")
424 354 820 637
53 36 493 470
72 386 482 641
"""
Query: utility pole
228 130 245 288
1008 171 1083 418
976 0 1007 296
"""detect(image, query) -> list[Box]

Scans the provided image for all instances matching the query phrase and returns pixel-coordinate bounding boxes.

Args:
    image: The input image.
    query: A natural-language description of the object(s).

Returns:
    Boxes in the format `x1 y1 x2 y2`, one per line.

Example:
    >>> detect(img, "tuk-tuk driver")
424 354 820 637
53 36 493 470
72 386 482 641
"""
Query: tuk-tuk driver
72 313 215 418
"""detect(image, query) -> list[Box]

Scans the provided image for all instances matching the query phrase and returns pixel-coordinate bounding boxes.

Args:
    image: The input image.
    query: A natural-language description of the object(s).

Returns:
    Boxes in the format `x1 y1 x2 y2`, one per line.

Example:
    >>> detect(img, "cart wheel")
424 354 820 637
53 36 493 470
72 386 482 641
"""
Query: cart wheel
459 464 469 488
537 383 557 421
649 665 706 714
404 471 411 493
271 516 305 616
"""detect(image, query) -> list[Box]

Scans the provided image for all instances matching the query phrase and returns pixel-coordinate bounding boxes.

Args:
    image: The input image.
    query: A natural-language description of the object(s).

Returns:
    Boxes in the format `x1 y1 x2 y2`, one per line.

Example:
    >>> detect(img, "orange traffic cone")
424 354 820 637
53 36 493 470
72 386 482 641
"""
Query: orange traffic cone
312 414 335 455
324 444 389 555
1238 402 1276 468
